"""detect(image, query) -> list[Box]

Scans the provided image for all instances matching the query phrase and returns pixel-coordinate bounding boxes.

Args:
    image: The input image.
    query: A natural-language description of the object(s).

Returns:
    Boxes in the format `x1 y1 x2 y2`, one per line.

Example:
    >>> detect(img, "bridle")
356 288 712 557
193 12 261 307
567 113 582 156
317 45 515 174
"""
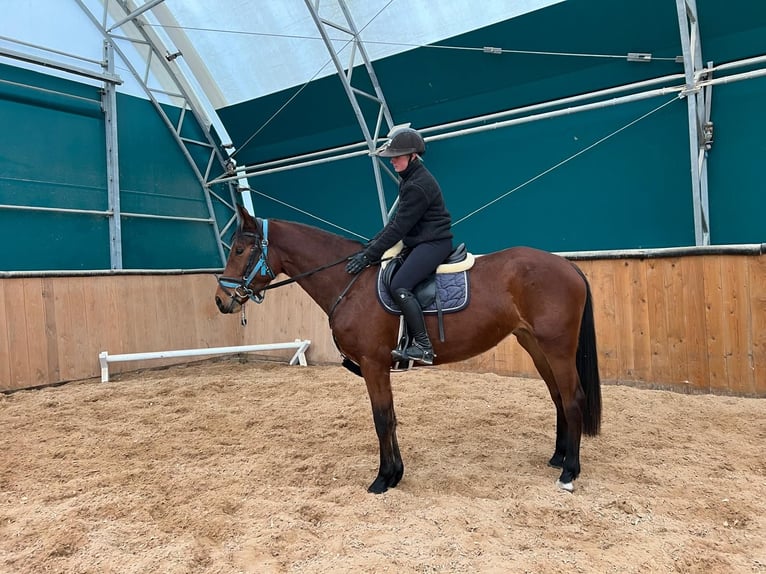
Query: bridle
217 218 276 305
217 218 355 310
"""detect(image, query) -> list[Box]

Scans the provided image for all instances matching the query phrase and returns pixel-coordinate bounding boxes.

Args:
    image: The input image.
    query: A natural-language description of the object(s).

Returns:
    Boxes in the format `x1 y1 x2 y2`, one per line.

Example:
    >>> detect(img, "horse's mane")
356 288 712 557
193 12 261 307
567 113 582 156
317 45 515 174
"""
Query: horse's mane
273 219 364 251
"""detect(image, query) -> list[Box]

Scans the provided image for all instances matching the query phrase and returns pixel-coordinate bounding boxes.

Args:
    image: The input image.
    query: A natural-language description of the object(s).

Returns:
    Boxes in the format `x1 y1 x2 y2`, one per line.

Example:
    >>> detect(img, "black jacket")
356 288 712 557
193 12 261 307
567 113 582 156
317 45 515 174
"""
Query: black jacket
365 158 452 261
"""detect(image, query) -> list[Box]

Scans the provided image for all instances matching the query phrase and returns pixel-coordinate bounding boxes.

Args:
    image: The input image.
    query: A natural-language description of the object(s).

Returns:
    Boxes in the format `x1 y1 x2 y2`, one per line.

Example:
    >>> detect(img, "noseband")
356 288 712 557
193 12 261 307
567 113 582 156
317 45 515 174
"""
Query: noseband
217 218 276 305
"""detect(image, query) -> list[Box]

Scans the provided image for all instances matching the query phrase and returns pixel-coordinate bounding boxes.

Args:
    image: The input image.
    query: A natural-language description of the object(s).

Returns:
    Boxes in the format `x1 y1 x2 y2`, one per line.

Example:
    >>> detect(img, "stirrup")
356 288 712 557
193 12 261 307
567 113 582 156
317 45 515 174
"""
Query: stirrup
391 343 435 365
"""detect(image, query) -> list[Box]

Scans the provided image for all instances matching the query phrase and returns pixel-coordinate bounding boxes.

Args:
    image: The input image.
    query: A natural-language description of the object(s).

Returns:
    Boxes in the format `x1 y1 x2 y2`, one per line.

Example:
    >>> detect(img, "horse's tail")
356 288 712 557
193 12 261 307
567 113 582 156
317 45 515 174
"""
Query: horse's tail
573 264 602 436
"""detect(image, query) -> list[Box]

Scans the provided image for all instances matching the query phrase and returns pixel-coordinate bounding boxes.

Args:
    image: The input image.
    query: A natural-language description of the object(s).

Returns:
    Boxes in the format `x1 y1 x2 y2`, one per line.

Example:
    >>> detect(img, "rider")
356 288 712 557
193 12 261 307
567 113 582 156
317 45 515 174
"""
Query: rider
346 126 453 365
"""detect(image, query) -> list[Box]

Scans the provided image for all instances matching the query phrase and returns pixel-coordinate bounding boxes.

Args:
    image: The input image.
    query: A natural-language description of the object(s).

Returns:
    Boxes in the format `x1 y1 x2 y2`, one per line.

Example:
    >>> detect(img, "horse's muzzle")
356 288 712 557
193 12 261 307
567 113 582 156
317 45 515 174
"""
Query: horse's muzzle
215 292 240 314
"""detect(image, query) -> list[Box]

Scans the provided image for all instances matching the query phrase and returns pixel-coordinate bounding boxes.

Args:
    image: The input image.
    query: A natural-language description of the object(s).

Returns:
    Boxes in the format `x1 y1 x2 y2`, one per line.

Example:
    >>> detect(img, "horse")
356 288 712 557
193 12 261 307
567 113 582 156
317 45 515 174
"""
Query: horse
215 205 601 494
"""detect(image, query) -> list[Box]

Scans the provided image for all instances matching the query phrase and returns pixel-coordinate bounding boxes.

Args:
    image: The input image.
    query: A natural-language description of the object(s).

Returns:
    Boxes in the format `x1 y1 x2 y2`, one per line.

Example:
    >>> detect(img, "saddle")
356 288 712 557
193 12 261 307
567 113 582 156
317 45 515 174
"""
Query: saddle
377 241 474 310
378 242 474 308
376 242 474 369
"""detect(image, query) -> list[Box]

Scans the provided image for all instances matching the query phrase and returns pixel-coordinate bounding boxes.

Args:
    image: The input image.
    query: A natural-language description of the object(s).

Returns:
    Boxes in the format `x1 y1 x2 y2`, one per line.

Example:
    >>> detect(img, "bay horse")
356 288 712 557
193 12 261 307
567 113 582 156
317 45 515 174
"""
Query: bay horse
215 205 601 493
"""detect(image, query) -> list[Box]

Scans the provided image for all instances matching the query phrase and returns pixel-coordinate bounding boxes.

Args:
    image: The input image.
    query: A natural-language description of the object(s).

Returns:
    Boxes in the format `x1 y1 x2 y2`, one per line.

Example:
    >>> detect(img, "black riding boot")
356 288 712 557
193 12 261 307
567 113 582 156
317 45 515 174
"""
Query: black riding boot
391 288 435 365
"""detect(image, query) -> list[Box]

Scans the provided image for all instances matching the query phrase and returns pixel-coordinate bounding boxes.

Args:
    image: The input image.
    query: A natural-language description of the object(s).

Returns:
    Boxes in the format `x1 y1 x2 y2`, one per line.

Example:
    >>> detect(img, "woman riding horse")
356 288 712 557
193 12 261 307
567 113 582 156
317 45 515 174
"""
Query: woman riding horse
346 126 452 366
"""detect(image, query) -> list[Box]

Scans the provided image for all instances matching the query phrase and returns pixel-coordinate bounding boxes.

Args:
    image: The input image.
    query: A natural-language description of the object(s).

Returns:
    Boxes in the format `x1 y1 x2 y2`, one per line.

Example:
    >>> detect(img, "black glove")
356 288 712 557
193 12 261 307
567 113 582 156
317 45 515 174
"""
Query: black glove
346 251 372 274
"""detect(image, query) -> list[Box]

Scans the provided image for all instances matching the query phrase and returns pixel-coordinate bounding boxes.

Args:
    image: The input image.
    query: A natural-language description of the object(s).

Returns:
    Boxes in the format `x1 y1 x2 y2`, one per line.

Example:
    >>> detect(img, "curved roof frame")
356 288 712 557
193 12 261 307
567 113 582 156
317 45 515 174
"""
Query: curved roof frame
76 0 244 265
676 0 711 246
303 0 395 224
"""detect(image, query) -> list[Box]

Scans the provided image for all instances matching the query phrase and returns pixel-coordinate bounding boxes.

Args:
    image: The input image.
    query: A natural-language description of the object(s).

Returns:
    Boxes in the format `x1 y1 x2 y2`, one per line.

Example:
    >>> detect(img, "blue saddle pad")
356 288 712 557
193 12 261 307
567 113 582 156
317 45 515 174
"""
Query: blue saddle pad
377 270 470 315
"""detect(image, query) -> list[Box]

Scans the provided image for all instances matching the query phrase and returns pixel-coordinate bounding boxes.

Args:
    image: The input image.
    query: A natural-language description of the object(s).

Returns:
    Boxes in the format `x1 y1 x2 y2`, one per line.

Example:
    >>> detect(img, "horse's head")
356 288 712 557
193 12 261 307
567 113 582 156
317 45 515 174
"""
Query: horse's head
215 204 278 314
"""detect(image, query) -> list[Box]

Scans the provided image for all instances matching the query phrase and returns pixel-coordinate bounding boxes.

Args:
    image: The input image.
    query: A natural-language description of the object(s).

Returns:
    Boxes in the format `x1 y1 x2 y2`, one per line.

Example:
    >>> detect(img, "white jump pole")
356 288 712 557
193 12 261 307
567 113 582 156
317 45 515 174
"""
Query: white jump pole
98 339 311 382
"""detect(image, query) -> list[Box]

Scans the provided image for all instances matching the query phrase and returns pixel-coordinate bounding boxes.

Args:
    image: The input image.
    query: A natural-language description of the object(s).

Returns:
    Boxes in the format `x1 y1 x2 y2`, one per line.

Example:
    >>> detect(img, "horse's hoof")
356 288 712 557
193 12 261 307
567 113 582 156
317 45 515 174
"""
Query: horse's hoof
555 479 575 492
367 477 389 494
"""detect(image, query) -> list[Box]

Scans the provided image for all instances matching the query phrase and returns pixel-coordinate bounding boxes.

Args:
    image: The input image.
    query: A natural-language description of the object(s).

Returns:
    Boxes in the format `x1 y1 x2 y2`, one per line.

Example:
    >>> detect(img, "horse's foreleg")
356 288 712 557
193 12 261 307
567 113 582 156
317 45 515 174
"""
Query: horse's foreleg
362 364 403 494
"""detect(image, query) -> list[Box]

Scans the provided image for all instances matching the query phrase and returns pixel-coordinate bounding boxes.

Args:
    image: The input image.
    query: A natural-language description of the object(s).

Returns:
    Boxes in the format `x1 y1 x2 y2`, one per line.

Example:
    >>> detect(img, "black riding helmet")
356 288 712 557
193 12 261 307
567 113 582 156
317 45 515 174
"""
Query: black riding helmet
375 127 426 157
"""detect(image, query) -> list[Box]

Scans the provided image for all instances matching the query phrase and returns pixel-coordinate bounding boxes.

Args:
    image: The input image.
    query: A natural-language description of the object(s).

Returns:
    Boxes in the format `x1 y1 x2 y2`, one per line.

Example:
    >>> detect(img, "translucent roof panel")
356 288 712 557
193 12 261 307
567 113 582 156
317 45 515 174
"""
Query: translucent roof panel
0 0 562 134
153 0 564 107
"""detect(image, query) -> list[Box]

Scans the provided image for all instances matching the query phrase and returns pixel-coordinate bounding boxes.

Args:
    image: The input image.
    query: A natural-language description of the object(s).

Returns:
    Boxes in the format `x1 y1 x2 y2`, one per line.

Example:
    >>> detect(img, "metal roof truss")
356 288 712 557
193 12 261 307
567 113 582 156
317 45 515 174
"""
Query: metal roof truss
304 0 397 224
676 0 712 246
76 0 242 266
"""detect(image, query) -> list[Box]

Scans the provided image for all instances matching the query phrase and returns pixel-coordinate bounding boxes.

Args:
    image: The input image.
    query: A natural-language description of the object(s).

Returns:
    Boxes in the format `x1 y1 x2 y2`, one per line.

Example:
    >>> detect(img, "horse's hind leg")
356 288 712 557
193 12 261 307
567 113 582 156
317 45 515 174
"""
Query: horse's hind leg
361 361 404 494
548 405 568 470
546 357 585 490
516 331 584 491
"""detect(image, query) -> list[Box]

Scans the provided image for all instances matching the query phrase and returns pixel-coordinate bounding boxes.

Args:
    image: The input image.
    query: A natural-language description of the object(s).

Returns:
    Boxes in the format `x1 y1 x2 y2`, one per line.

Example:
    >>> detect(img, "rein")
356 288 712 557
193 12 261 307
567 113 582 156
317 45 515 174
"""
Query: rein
257 255 351 293
267 252 392 301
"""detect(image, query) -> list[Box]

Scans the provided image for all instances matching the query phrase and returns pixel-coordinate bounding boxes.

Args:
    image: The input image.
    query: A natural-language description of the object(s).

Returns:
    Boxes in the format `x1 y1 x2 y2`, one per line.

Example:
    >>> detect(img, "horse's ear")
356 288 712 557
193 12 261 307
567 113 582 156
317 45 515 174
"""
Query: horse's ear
236 203 256 231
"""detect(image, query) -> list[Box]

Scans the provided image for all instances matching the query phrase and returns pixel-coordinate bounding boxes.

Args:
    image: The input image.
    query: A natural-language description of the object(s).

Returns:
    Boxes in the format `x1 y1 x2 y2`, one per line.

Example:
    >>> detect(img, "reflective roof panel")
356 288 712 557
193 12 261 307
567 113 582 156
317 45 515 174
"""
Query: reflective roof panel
162 0 564 106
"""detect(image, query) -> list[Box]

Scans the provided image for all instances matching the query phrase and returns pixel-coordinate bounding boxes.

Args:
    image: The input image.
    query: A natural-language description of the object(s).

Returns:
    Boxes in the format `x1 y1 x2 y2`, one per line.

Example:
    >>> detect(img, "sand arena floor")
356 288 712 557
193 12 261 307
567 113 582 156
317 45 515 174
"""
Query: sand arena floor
1 359 765 573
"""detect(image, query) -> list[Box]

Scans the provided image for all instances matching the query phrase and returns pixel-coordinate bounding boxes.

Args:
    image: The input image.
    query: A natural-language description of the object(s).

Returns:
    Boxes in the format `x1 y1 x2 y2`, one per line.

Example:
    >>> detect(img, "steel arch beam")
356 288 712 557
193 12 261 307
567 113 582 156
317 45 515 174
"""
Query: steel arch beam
304 0 396 224
76 0 244 265
676 0 712 246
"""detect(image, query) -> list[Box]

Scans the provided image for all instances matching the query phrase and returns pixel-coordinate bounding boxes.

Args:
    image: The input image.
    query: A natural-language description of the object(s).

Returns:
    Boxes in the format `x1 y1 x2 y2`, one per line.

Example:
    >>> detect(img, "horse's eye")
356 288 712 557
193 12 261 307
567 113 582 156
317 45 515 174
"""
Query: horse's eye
235 247 245 255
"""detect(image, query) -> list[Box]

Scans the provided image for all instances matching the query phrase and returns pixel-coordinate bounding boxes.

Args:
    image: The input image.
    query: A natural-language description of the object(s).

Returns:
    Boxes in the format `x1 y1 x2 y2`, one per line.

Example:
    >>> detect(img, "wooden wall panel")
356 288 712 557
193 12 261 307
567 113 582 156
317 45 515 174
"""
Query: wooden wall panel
239 281 339 365
4 279 33 388
193 274 236 346
680 257 710 391
645 259 672 384
749 256 766 388
173 275 203 351
579 260 619 380
611 261 632 381
664 260 689 386
626 259 652 382
0 274 249 390
702 257 728 392
103 276 128 364
41 278 61 383
81 275 108 378
613 260 652 383
21 278 48 387
0 281 10 386
2 255 766 396
446 254 766 396
100 274 247 376
51 277 84 382
721 258 754 394
137 276 168 360
507 331 535 374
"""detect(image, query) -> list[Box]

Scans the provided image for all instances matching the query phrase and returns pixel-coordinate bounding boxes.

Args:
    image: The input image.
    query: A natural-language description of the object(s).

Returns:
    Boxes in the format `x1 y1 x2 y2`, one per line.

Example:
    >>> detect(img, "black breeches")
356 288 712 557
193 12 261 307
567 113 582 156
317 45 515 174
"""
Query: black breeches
389 239 453 294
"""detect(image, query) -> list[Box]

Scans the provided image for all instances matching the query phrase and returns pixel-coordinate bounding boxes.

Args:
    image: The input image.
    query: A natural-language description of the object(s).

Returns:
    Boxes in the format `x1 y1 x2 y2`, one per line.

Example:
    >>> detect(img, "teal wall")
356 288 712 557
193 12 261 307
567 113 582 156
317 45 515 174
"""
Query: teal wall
698 0 766 245
115 95 222 269
0 65 108 270
705 75 766 244
1 0 763 271
0 64 222 271
251 96 694 253
220 0 766 253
